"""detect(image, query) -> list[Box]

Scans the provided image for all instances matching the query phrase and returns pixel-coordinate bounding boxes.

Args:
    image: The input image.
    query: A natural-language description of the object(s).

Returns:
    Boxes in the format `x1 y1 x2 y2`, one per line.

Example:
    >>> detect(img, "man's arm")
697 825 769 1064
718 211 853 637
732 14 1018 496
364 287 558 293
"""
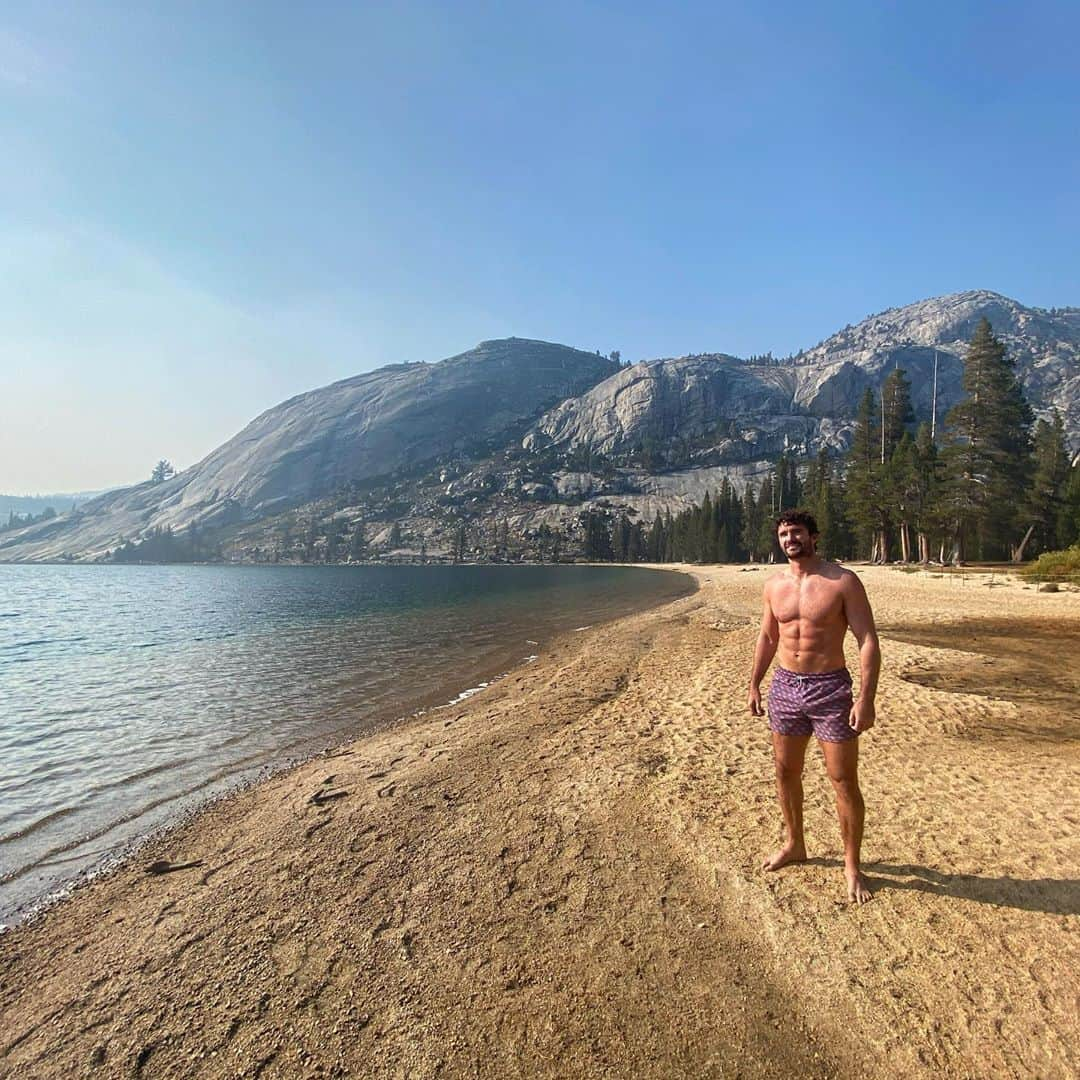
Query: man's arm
748 584 780 716
842 571 881 732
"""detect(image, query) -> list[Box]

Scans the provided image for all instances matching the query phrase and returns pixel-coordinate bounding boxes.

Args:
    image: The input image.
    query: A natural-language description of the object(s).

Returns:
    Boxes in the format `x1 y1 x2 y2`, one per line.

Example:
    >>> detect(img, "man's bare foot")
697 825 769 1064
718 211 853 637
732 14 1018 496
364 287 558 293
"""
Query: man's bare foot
846 868 873 904
762 842 806 872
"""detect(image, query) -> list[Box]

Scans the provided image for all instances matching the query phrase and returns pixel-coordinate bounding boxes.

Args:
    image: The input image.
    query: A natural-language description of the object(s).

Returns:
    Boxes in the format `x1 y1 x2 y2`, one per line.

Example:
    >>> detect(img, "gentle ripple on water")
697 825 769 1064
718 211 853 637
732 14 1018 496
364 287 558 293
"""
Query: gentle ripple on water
0 563 692 921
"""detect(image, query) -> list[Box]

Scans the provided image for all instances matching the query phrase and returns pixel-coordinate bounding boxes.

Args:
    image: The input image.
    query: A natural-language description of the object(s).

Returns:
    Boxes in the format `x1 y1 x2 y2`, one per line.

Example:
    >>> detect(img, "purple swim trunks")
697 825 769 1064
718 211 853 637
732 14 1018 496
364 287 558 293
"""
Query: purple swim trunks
767 667 857 742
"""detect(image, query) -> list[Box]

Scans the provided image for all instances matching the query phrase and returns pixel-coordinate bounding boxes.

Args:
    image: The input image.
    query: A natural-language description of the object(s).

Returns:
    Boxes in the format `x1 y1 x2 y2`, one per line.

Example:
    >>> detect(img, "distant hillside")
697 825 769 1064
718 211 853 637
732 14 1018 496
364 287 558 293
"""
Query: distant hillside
0 490 115 519
1 291 1076 564
0 340 621 561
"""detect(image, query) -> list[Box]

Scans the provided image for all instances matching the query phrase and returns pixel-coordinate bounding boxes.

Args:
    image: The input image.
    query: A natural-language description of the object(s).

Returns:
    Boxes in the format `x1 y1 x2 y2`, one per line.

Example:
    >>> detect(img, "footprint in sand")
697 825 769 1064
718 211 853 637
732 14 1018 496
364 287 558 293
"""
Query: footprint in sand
145 859 203 875
308 789 349 806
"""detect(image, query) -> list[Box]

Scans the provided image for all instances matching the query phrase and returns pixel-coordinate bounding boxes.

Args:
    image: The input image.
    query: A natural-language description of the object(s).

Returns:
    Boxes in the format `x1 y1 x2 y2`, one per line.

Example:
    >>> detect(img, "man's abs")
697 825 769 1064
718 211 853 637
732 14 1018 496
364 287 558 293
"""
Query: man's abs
774 611 848 673
775 638 847 673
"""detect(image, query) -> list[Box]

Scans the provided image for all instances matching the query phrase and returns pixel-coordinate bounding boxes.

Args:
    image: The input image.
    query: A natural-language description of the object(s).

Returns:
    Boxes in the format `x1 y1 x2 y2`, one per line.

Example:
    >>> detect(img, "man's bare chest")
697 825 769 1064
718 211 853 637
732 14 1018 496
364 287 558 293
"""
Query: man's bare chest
771 580 845 627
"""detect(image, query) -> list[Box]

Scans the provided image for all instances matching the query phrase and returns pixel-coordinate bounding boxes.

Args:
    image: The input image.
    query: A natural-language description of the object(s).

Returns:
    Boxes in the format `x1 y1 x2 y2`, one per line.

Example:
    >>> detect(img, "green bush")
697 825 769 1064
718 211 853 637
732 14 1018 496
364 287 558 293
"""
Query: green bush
1022 544 1080 582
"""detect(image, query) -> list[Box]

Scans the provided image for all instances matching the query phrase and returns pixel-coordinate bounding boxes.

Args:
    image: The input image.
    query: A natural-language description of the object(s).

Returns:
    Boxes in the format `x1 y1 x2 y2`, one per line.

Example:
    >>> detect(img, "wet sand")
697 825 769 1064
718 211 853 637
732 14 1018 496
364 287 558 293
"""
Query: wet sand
1 565 1078 1078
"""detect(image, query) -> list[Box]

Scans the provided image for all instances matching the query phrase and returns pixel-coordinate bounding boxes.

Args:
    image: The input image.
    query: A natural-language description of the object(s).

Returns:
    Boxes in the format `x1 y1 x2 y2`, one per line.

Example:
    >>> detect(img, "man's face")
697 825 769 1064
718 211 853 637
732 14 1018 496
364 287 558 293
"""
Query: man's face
777 522 817 561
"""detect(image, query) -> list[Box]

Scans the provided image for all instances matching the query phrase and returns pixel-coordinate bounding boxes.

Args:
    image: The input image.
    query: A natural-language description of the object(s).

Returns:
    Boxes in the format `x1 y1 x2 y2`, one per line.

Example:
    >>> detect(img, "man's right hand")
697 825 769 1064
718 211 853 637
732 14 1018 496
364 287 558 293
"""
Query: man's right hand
748 685 764 717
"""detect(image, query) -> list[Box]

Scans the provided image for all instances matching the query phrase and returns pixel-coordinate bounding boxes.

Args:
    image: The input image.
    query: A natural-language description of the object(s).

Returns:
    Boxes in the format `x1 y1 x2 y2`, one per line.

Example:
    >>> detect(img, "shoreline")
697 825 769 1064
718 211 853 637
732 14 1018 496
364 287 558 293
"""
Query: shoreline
1 564 697 930
2 565 1078 1078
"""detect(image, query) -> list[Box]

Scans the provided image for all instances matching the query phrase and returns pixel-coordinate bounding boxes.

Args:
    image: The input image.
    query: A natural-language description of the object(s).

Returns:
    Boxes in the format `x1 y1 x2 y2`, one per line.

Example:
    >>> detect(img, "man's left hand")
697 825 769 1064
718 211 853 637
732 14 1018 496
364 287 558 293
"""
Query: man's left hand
849 696 876 733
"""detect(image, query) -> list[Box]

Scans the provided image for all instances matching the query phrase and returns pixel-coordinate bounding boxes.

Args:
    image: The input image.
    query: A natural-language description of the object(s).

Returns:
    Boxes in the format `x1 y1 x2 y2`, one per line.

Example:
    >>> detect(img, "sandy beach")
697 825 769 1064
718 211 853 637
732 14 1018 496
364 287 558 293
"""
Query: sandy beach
2 564 1078 1079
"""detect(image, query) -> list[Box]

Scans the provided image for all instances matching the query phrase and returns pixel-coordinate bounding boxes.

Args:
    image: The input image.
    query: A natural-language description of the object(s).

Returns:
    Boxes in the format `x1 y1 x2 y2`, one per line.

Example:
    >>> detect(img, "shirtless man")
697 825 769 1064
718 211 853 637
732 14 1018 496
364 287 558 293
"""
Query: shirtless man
748 509 881 904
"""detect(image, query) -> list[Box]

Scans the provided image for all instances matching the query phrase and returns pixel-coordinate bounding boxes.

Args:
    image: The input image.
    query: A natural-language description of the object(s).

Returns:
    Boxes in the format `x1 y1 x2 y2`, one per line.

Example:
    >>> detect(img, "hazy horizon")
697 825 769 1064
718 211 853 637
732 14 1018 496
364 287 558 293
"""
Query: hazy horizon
2 2 1077 493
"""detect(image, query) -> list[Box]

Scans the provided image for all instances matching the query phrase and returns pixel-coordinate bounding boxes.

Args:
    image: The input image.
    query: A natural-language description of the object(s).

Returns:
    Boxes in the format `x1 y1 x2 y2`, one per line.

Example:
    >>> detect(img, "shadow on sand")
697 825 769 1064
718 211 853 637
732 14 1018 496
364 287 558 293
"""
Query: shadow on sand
803 858 1078 916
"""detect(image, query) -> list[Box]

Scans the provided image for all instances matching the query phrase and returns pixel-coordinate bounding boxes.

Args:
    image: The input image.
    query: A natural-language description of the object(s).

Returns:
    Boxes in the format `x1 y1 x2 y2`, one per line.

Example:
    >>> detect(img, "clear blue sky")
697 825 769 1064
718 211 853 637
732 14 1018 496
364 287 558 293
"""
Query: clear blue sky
2 1 1077 492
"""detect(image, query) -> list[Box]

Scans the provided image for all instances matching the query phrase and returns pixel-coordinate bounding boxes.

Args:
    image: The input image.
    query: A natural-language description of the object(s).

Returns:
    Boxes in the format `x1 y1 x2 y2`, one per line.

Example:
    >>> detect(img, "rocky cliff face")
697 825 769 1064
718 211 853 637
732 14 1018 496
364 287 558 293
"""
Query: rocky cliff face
524 356 796 456
793 290 1080 440
2 291 1077 562
527 290 1080 463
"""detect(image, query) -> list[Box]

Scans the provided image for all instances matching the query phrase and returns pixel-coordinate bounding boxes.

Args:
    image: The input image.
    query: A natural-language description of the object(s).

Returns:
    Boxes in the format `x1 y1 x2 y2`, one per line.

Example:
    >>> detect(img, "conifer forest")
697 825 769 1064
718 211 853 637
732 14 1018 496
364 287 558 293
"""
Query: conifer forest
584 320 1079 567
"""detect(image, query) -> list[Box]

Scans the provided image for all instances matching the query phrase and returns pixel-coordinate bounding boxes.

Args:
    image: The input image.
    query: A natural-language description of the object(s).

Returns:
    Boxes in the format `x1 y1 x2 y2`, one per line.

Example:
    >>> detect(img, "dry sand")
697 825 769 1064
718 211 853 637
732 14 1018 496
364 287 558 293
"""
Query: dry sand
2 565 1078 1079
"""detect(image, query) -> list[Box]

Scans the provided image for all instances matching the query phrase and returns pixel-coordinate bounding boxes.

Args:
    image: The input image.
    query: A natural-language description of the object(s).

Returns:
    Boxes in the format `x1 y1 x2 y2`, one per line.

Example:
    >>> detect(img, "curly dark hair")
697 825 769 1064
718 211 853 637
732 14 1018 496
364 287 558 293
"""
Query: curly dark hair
775 508 819 536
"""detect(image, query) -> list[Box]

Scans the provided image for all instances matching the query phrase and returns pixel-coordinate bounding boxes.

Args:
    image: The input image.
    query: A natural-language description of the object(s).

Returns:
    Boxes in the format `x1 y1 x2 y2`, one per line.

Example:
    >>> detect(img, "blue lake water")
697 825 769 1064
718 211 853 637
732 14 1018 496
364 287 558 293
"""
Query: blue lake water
0 563 692 922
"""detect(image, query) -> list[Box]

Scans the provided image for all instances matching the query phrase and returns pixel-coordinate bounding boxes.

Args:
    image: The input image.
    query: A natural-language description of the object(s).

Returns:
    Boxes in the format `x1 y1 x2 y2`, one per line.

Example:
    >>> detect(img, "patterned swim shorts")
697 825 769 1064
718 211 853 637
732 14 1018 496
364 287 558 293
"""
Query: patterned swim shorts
767 667 857 742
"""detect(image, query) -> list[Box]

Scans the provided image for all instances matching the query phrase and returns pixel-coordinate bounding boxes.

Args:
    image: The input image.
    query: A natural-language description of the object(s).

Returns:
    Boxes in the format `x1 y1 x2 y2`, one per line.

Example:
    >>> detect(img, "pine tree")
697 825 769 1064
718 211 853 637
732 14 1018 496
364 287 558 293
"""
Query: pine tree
844 388 886 559
324 517 344 562
150 459 175 484
723 479 744 560
583 510 613 561
804 450 845 559
646 516 665 561
717 519 732 562
613 514 631 561
1018 412 1070 560
756 475 778 561
786 455 801 509
708 494 722 562
940 319 1034 561
880 367 914 462
886 433 919 562
912 423 944 562
535 524 551 562
773 453 801 511
741 483 761 561
348 521 366 562
700 492 714 563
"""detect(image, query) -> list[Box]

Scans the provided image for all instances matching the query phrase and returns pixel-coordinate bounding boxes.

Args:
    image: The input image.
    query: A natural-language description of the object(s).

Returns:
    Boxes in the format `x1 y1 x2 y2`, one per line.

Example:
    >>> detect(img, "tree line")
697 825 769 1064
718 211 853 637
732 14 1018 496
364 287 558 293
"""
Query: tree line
2 506 58 533
584 320 1079 565
110 524 220 563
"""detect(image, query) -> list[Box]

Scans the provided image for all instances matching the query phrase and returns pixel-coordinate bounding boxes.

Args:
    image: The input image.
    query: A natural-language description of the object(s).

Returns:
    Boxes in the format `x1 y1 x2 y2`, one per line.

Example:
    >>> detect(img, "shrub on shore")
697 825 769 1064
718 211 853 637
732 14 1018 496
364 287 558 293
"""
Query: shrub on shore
1021 544 1080 582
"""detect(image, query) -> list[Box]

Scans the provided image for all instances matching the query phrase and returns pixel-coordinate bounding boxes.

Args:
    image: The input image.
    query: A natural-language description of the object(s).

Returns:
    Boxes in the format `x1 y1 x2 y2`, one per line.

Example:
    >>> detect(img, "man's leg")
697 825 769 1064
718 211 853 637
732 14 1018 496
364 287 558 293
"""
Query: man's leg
819 738 873 903
763 732 810 871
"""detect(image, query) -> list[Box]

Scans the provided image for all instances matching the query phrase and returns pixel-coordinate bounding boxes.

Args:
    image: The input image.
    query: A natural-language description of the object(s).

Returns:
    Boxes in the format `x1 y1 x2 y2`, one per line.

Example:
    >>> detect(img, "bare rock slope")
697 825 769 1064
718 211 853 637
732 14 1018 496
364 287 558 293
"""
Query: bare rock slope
1 340 618 561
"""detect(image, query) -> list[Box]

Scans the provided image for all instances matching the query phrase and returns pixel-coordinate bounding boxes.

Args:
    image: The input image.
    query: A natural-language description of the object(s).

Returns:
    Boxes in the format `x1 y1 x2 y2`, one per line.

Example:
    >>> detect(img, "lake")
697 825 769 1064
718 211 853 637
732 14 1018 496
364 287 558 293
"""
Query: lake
0 563 692 922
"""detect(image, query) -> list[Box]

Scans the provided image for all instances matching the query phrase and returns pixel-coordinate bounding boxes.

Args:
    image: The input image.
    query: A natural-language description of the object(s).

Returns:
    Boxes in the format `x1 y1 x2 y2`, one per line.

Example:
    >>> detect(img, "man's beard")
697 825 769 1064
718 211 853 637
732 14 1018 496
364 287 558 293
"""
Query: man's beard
784 543 812 560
